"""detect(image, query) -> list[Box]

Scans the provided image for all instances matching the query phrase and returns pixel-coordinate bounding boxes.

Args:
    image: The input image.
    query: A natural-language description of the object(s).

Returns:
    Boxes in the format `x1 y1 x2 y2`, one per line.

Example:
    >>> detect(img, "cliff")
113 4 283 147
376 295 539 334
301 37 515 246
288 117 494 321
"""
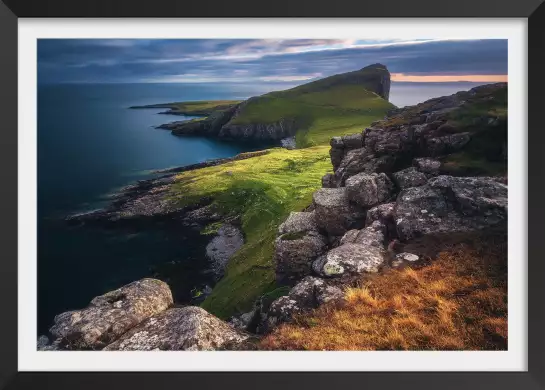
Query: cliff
156 64 394 147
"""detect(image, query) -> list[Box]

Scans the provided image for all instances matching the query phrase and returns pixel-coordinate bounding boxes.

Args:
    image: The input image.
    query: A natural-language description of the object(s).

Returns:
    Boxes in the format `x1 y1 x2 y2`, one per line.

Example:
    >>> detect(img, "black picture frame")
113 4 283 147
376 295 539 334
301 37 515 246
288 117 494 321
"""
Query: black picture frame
0 0 541 389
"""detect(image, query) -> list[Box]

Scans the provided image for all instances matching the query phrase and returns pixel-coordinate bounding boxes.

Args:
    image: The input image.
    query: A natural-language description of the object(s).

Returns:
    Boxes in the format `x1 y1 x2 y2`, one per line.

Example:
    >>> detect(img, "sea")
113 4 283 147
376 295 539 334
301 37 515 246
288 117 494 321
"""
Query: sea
37 81 487 335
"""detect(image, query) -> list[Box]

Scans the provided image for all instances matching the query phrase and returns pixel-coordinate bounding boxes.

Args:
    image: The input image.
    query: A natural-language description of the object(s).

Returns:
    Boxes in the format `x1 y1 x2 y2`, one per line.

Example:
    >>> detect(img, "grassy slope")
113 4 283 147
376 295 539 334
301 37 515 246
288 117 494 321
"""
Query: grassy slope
167 147 333 318
230 84 393 148
261 233 507 350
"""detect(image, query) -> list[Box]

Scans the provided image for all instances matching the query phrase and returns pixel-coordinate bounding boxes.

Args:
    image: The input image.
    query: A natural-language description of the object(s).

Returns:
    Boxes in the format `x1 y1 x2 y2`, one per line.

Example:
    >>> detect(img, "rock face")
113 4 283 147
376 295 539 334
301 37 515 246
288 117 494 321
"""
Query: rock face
104 306 249 351
395 176 507 241
206 224 244 274
49 279 173 350
265 277 344 330
313 243 385 277
345 172 394 208
392 167 428 189
275 228 328 285
313 188 363 236
161 64 392 145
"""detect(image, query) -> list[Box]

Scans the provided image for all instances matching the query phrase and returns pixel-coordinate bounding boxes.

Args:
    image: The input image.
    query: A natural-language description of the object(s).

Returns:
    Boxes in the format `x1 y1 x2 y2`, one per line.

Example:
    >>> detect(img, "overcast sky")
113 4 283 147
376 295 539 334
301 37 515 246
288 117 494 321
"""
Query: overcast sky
38 38 508 84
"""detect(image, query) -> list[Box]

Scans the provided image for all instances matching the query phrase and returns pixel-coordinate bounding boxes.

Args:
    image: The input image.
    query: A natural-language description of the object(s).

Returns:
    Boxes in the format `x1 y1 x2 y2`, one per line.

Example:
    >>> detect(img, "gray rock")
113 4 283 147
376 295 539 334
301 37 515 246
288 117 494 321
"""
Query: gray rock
275 231 328 284
104 307 249 351
265 276 343 330
278 211 318 235
37 335 60 351
312 187 355 236
50 279 173 350
426 132 471 155
321 173 337 188
342 133 364 149
340 221 385 248
280 136 297 149
392 167 428 189
413 157 441 175
365 202 396 226
330 136 344 148
313 243 385 277
345 172 394 208
206 224 244 274
395 176 507 241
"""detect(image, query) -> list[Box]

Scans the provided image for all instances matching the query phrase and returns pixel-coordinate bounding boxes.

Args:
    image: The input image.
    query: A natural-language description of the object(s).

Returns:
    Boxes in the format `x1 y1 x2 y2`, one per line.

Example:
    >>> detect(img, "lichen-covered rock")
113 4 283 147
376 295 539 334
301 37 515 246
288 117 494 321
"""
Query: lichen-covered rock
392 167 428 189
313 243 385 277
395 176 507 241
275 230 328 284
265 276 343 330
104 306 249 351
334 149 396 185
413 157 441 175
426 132 471 156
50 279 173 350
345 172 394 208
205 224 244 274
313 187 362 236
365 202 396 226
340 221 385 248
278 211 318 235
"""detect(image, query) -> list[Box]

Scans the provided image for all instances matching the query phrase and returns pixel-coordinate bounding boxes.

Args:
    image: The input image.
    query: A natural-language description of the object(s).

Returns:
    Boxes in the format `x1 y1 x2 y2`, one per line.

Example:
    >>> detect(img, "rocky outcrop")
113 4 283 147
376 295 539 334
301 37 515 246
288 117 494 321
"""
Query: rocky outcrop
395 175 507 241
274 212 328 285
312 188 364 236
104 306 249 351
49 279 173 350
43 279 251 351
264 276 344 330
345 172 394 208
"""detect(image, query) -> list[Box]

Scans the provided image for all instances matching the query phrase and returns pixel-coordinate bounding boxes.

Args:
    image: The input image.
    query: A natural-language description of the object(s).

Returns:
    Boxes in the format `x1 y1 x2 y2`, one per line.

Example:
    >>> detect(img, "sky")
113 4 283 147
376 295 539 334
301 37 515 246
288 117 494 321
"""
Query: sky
38 38 508 84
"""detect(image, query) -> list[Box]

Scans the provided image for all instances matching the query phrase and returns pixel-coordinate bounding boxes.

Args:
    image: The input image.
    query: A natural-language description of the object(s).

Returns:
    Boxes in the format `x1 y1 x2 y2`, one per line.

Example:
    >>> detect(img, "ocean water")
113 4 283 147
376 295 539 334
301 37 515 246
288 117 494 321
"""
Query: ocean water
37 81 486 335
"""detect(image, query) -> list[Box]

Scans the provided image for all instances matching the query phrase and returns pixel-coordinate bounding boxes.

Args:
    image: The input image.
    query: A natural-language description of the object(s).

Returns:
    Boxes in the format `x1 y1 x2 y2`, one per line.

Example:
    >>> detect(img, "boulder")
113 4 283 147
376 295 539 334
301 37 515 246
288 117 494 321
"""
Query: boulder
345 172 394 208
104 306 249 351
342 133 364 149
413 157 441 175
395 176 507 241
426 132 471 155
265 276 343 330
340 221 385 248
275 230 328 285
392 167 428 189
365 202 396 226
278 211 318 235
313 187 362 236
333 148 396 185
50 279 173 350
322 173 337 188
313 243 385 277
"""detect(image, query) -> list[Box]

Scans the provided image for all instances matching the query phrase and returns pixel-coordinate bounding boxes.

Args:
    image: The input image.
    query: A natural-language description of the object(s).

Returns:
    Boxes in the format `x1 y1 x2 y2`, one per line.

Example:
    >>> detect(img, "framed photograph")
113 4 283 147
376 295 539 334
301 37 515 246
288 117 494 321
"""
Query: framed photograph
1 0 542 388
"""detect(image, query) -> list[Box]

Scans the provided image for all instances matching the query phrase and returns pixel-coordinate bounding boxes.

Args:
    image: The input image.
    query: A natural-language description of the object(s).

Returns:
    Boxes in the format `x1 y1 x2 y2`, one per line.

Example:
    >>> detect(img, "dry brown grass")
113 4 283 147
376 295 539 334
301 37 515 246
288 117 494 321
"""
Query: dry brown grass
260 233 507 350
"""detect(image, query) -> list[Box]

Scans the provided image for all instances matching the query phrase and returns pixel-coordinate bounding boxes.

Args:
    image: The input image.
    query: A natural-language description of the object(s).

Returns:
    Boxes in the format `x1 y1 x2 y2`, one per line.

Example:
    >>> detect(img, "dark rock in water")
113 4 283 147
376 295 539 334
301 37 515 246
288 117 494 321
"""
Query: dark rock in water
413 157 441 175
275 230 328 285
392 167 428 189
104 306 249 351
313 243 385 277
206 224 244 275
345 172 394 208
49 279 173 350
394 176 507 241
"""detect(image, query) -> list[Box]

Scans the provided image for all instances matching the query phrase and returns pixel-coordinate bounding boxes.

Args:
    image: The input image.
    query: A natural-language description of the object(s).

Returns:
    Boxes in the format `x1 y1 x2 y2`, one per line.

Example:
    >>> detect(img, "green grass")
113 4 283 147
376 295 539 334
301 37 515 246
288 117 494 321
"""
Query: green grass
166 147 333 318
131 100 241 115
229 85 393 148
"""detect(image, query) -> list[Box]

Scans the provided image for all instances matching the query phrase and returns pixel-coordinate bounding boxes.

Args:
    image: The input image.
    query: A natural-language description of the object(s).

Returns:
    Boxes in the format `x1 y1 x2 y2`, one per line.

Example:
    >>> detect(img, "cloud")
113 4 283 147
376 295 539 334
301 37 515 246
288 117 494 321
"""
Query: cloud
38 38 507 84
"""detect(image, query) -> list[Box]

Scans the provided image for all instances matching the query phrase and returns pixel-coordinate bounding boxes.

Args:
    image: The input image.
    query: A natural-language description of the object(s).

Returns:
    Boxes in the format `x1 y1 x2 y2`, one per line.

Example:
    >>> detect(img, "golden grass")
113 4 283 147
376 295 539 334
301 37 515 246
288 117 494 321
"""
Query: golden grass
260 233 507 350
